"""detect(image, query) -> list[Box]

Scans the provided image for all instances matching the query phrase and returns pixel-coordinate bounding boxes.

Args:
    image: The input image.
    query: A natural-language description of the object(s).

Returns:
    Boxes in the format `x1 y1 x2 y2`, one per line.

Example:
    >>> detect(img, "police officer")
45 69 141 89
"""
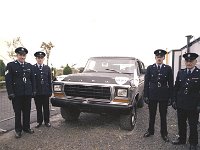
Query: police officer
143 49 173 142
33 51 52 128
172 53 200 150
5 47 35 138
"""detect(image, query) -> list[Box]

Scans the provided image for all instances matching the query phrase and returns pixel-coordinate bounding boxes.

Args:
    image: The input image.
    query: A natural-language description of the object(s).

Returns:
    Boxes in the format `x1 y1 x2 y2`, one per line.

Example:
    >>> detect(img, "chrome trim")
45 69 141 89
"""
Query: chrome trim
61 81 131 88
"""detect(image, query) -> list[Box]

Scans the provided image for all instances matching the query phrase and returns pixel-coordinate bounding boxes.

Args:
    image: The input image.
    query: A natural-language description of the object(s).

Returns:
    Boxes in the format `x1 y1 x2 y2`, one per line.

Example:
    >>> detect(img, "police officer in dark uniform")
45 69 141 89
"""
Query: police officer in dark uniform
33 51 52 128
172 53 200 150
143 49 173 142
5 47 35 138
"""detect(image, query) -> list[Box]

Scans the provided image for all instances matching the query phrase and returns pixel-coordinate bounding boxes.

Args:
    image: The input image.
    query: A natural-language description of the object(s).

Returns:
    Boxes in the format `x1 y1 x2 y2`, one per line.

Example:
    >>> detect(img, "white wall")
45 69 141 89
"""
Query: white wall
173 50 181 81
180 41 200 69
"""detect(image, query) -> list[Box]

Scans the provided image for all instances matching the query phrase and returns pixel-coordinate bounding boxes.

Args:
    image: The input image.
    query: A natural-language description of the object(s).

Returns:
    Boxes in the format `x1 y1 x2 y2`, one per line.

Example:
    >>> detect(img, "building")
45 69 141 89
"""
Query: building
167 37 200 81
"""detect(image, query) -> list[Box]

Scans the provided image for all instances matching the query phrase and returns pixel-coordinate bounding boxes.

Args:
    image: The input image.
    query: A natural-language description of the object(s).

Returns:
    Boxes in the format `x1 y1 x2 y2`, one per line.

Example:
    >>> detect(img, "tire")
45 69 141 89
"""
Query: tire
60 107 80 121
119 105 137 131
137 94 144 108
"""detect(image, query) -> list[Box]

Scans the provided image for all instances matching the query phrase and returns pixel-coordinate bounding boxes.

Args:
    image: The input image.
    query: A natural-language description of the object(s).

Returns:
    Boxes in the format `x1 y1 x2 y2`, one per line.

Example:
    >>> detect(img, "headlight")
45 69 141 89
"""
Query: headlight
53 85 62 92
117 89 128 97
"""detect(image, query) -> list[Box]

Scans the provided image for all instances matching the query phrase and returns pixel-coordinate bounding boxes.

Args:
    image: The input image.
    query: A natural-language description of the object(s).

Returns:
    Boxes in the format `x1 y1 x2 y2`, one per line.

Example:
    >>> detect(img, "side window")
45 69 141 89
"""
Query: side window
140 62 145 70
139 61 145 74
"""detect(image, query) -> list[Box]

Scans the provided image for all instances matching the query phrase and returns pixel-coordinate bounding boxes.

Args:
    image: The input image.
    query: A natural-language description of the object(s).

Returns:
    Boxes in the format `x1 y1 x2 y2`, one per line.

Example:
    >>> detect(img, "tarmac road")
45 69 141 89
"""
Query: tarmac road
1 105 198 150
0 89 59 131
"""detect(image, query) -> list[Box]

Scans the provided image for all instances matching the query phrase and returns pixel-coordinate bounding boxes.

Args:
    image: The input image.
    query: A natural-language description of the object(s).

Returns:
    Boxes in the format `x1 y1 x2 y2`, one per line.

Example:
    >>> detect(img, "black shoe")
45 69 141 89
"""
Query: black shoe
35 123 42 128
172 138 186 145
23 129 34 134
45 123 51 127
15 131 22 138
190 144 197 150
162 135 169 142
144 131 154 137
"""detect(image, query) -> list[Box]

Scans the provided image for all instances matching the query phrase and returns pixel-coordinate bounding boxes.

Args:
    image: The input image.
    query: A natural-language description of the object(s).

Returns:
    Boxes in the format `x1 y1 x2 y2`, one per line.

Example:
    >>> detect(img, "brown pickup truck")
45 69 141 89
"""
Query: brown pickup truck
51 57 146 130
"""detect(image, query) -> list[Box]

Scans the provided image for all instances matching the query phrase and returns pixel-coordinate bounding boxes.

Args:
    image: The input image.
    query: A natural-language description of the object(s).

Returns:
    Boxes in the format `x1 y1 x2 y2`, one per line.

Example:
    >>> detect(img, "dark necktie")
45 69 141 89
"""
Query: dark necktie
188 69 191 75
39 65 42 70
157 65 161 72
21 63 24 68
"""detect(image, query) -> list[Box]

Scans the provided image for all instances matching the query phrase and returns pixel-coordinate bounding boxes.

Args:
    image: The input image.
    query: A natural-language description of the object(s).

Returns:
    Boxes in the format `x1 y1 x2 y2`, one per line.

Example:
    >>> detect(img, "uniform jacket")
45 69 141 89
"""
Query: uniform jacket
144 63 173 101
33 64 52 96
174 67 200 110
5 60 36 96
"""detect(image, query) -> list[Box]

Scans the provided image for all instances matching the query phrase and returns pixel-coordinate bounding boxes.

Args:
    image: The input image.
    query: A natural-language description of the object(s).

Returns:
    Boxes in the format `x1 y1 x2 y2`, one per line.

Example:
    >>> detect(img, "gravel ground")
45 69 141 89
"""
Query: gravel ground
0 105 199 150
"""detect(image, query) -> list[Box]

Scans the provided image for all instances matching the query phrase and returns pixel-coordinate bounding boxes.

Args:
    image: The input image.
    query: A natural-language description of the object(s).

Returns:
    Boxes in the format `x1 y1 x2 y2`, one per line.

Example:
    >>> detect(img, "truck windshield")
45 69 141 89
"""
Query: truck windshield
84 58 135 74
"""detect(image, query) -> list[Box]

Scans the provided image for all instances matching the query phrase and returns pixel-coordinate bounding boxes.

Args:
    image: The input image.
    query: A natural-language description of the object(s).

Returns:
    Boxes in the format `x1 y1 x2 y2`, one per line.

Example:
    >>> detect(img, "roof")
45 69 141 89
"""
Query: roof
89 56 137 60
180 36 200 50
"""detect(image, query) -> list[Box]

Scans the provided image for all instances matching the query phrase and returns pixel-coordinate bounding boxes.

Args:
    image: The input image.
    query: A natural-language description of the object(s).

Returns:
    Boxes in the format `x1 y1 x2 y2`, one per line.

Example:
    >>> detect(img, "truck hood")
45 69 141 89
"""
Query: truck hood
62 72 134 85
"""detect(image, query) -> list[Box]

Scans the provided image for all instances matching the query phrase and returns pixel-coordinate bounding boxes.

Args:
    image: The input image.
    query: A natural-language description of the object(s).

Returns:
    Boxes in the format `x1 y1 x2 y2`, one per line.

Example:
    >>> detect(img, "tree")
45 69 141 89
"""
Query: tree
0 60 6 76
6 37 24 60
63 64 72 75
40 42 54 66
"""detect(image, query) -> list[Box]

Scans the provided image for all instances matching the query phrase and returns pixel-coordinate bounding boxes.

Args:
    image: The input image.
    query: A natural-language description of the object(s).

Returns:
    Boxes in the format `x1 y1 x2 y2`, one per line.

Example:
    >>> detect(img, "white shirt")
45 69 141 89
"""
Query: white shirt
156 64 163 69
187 67 195 73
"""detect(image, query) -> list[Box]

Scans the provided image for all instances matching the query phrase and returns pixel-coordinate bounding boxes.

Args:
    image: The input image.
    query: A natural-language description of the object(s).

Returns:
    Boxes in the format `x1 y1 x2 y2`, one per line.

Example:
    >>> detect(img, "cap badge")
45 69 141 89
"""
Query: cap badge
159 51 161 53
188 54 190 57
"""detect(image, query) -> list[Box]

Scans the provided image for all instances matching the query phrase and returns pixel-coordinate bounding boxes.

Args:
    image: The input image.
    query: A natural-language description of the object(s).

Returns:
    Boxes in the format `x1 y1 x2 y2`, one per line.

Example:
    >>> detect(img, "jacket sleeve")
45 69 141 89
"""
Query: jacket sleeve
31 65 36 93
173 71 180 103
144 66 150 98
48 67 52 94
168 66 174 99
5 63 14 95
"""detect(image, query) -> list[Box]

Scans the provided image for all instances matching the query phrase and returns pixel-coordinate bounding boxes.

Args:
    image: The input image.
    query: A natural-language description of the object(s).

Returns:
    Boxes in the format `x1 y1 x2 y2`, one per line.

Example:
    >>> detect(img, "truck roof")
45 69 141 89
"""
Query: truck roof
89 56 137 60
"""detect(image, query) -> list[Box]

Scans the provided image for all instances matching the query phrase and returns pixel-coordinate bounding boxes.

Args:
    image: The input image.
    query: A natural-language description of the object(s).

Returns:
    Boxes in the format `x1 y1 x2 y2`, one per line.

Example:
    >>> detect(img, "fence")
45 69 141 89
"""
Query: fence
0 81 59 133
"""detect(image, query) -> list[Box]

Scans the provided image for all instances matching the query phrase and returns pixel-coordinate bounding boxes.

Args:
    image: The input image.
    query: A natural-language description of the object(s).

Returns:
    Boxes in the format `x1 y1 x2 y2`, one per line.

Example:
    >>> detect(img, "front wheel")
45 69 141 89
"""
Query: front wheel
60 107 80 121
137 93 144 108
119 105 137 131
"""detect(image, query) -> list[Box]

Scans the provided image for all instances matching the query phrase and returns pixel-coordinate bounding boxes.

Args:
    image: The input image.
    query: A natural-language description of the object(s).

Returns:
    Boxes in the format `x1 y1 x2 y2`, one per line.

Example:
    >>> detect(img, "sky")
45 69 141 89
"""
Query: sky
0 0 200 68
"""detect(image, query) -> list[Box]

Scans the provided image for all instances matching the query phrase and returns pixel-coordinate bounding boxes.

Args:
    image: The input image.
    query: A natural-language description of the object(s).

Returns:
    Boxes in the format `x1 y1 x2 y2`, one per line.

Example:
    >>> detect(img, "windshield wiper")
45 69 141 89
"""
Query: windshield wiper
121 72 134 74
105 68 121 73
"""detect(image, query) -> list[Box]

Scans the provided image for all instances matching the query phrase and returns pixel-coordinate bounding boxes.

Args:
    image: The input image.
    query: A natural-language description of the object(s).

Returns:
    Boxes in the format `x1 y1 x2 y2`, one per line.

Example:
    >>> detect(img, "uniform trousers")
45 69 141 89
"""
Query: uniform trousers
177 108 199 145
12 96 32 132
148 100 168 136
34 95 50 124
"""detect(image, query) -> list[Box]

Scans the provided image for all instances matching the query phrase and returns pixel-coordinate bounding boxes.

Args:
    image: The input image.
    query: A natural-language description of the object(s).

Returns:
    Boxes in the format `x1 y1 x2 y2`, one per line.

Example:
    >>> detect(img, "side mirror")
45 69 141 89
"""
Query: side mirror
79 67 84 73
141 69 147 74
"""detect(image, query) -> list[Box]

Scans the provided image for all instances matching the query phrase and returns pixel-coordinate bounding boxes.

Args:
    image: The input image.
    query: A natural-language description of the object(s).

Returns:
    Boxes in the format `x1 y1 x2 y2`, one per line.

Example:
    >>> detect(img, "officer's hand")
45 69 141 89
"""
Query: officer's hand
8 94 15 100
197 106 200 113
48 93 52 97
144 97 149 104
172 102 177 110
168 99 172 106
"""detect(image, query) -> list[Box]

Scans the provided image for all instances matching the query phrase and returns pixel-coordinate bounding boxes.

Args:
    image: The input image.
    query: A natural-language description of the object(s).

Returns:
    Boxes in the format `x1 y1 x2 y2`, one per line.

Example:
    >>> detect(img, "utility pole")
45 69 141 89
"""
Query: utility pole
185 35 193 53
165 48 168 65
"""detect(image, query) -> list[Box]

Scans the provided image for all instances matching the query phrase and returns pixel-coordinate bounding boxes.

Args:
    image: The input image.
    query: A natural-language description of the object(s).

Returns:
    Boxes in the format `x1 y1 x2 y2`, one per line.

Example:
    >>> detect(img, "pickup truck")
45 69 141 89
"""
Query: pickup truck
51 57 146 130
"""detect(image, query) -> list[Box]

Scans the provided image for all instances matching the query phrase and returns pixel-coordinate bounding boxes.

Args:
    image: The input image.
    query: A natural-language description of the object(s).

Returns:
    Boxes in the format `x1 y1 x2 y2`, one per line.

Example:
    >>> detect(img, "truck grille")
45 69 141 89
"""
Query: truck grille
64 85 111 100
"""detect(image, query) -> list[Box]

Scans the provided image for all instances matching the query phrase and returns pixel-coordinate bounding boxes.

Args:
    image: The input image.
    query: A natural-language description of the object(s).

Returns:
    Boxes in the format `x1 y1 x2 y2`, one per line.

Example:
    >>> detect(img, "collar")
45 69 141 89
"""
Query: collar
187 67 195 73
17 60 24 65
156 63 163 68
37 64 44 67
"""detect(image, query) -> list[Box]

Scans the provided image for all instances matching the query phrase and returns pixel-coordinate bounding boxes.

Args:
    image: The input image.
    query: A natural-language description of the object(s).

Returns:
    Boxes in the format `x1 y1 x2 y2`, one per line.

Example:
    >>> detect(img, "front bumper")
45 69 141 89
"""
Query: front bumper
51 98 133 115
